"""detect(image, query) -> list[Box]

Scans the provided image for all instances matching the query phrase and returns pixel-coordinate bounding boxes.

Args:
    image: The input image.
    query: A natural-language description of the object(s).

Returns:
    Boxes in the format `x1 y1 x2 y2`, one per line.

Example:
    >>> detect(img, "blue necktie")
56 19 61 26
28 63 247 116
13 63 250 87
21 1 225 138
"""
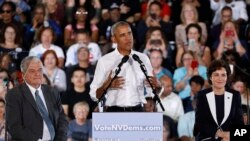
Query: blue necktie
35 90 55 140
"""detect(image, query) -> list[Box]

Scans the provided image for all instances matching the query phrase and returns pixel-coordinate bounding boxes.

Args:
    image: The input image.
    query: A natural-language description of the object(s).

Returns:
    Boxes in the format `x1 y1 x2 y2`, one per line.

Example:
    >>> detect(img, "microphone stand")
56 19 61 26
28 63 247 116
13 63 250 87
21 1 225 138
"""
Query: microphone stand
138 63 165 111
92 67 122 112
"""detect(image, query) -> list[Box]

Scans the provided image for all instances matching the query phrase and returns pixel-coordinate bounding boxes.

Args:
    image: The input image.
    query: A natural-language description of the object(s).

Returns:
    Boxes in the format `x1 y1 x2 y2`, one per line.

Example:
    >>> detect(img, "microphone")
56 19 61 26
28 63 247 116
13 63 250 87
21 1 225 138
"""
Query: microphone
93 55 129 110
115 55 129 74
132 54 147 73
132 54 165 111
132 54 142 64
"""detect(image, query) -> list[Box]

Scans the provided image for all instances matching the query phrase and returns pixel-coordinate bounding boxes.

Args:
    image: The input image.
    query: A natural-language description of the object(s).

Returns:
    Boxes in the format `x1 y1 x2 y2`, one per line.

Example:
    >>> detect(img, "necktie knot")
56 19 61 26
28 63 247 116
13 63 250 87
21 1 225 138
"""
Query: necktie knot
35 90 39 96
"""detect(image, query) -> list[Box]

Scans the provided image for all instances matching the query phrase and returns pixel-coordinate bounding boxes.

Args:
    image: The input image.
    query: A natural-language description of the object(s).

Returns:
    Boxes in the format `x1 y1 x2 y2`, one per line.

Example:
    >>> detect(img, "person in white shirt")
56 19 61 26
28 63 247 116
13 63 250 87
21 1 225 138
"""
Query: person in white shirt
157 75 184 122
29 27 65 68
90 21 160 112
65 29 102 67
210 0 248 25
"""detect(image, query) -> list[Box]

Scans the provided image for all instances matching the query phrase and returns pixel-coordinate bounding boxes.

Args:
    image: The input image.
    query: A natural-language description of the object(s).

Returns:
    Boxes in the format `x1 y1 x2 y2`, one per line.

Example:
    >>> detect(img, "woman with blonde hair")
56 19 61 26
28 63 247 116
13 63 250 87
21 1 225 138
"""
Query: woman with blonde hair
175 3 207 48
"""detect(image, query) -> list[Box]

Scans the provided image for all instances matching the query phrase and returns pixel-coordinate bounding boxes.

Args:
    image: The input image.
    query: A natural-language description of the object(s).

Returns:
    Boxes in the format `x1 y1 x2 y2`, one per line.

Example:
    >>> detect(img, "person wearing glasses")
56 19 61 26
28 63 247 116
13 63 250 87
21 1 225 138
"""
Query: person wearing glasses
24 3 62 49
0 1 24 39
194 60 244 141
64 5 99 48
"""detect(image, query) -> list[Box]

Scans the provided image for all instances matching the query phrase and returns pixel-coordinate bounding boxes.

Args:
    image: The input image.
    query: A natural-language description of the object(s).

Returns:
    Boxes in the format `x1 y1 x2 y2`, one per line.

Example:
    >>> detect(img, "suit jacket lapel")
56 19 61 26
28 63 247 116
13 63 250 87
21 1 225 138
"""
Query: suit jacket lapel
22 83 40 114
221 91 233 125
206 91 218 125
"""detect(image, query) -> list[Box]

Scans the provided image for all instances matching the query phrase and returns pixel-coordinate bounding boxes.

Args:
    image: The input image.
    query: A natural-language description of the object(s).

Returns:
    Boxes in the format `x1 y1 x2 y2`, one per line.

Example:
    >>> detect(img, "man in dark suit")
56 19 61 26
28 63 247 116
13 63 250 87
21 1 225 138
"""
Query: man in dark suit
6 56 68 141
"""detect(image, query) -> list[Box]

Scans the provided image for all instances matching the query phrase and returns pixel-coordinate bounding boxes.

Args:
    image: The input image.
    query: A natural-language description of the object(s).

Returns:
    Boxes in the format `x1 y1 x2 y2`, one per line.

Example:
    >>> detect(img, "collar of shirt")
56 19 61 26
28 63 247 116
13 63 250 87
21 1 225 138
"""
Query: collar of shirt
26 82 42 98
226 2 235 8
114 47 135 58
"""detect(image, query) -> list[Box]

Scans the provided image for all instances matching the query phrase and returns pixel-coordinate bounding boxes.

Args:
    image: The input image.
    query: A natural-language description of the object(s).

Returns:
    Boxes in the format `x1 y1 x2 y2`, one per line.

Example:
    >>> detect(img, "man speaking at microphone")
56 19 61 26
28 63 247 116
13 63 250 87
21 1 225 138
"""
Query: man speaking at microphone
90 21 159 112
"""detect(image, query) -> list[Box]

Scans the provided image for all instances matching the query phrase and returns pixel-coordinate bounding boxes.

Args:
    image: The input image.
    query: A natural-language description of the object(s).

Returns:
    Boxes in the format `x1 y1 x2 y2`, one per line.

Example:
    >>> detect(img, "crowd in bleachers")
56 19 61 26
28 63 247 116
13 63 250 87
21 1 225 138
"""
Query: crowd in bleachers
0 0 250 141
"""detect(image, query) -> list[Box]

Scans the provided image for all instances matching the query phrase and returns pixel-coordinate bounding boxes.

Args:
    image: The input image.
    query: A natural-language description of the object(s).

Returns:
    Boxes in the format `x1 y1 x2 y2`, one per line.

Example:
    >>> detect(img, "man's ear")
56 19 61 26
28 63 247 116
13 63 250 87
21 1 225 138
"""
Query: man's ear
111 36 117 43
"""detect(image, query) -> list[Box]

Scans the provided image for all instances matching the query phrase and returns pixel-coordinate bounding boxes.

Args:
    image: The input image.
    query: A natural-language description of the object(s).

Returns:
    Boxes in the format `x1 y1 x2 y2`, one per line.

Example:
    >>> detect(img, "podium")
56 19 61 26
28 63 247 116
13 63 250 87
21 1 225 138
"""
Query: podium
92 112 163 140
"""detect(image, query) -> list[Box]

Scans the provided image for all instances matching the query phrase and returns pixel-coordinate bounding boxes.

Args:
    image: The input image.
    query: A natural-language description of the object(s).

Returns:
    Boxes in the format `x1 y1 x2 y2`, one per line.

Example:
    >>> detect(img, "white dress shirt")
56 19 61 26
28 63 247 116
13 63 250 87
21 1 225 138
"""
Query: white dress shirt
210 0 248 25
26 83 51 141
29 44 65 59
178 111 195 138
90 48 153 107
157 92 184 121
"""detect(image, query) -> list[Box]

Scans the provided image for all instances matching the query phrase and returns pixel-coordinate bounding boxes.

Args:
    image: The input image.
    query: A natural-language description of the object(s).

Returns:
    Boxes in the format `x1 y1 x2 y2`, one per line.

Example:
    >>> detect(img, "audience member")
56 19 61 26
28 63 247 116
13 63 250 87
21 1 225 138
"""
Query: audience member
65 46 95 90
64 6 99 47
149 48 172 80
62 67 95 119
0 22 27 72
143 26 175 72
24 3 62 48
136 1 173 47
213 20 247 60
176 23 211 67
144 97 156 112
210 6 233 46
67 101 92 141
0 1 24 38
158 75 184 122
41 50 66 92
178 95 198 140
173 51 208 100
0 23 23 54
175 3 207 48
210 0 248 25
100 0 141 24
231 77 249 106
9 0 31 24
0 99 10 140
65 29 102 66
98 3 122 47
171 0 213 26
183 75 204 113
0 53 16 79
29 26 65 68
141 0 171 23
43 0 65 27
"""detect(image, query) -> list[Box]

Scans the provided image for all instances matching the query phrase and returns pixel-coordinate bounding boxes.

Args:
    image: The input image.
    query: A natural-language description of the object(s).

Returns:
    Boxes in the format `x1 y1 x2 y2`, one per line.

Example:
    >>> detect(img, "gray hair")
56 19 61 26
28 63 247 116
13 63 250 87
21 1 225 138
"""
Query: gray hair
111 21 130 36
73 101 90 114
77 44 89 54
20 56 42 73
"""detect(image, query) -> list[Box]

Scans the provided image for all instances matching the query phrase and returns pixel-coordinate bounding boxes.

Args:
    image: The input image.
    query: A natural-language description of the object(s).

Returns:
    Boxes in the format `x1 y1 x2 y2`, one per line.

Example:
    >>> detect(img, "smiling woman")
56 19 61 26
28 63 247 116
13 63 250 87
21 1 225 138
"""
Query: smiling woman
194 60 244 141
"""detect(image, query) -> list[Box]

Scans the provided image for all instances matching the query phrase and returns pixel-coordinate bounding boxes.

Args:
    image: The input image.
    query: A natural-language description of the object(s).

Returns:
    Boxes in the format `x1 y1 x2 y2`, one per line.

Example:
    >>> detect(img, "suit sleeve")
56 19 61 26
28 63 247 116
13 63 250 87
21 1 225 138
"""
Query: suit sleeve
232 92 244 126
194 92 217 138
53 89 68 141
6 89 38 141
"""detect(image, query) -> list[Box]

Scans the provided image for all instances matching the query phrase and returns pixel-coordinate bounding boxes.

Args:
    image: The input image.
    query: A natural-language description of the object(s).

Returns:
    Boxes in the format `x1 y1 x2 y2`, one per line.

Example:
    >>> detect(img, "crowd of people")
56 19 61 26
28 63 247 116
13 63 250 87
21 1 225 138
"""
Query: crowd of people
0 0 250 141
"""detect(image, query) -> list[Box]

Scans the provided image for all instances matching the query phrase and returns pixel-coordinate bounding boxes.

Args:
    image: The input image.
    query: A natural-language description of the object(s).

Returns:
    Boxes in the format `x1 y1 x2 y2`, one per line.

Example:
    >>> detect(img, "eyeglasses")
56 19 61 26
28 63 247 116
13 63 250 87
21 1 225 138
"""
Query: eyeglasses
76 11 88 15
1 10 11 14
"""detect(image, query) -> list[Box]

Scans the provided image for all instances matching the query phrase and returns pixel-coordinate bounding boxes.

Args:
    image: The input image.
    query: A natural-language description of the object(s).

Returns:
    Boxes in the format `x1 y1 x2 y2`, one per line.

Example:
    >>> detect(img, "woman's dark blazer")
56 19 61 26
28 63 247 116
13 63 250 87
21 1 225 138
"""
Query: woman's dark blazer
194 88 244 141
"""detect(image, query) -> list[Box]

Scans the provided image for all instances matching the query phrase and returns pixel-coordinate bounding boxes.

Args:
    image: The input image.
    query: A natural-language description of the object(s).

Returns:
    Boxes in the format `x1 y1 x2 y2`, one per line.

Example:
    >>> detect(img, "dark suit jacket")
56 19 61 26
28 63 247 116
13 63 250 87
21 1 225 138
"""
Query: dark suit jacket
6 83 68 141
194 88 244 141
